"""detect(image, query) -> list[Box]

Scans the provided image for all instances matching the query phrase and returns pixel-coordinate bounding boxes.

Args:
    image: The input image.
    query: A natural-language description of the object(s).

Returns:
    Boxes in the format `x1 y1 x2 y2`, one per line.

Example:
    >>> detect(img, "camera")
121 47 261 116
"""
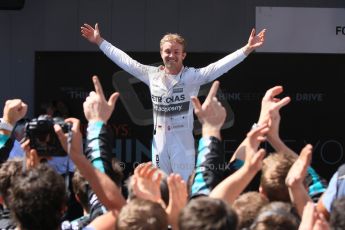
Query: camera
25 115 72 156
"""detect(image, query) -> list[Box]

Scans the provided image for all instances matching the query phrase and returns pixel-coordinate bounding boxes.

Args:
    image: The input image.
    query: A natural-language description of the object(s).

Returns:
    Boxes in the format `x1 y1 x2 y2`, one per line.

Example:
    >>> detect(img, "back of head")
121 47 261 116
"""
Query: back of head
250 201 300 230
72 169 90 213
330 197 345 229
9 163 67 230
0 158 23 206
233 191 269 229
116 198 168 230
160 33 186 51
179 197 238 230
260 152 297 202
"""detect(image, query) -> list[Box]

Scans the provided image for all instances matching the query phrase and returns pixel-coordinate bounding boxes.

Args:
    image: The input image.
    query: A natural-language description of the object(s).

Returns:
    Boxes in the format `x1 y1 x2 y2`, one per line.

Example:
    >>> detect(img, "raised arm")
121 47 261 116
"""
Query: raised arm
56 76 125 210
131 162 163 204
257 86 293 156
80 24 151 84
285 144 314 217
230 85 290 163
82 75 123 217
257 86 327 201
210 124 268 204
191 81 225 140
83 75 119 173
166 173 187 230
189 81 228 197
56 117 126 211
1 99 27 136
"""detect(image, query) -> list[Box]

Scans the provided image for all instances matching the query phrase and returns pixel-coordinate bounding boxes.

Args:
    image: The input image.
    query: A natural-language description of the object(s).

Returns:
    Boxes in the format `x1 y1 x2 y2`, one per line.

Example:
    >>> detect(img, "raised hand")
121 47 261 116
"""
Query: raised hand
257 86 291 142
132 162 163 204
248 28 266 48
286 144 313 188
21 139 51 169
244 123 269 172
56 117 126 210
285 144 314 217
191 81 226 139
2 99 27 126
258 86 290 124
243 28 266 55
83 75 119 123
80 23 104 45
54 117 83 157
166 173 187 229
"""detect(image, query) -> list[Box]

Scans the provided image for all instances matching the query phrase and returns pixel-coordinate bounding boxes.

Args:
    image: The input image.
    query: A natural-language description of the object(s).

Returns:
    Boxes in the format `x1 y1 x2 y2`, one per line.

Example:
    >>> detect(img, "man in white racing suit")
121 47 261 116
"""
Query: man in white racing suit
81 23 266 181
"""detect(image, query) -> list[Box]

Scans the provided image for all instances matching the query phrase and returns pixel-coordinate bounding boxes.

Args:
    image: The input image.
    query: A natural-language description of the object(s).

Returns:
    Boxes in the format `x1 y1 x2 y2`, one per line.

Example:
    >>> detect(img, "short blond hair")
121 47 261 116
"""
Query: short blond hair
116 198 168 230
160 33 186 51
260 152 297 202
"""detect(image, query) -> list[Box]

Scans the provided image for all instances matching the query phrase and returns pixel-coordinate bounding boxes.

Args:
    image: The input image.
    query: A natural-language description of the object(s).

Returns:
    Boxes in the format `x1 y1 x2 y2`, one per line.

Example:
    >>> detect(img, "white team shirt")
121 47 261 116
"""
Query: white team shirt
100 40 246 132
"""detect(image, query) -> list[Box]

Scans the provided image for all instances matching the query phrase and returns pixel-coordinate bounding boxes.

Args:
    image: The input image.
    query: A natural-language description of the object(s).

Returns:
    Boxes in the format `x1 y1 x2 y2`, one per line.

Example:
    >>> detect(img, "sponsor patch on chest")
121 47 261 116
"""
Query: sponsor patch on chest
173 88 183 93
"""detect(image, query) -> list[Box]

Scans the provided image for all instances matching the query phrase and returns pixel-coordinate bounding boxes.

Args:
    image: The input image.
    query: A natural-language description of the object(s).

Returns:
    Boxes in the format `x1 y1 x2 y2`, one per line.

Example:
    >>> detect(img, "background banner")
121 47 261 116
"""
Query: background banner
35 51 345 181
256 7 345 53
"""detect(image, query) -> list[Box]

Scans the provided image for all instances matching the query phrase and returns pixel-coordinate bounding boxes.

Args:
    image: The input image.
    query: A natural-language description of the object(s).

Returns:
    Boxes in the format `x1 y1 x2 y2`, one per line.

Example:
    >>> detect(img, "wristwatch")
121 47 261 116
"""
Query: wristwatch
0 118 14 132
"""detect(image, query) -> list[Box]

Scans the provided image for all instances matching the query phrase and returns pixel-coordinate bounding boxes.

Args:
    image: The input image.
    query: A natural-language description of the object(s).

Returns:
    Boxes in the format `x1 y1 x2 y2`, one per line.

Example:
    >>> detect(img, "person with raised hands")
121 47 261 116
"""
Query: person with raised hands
229 85 326 202
55 117 125 210
225 86 290 194
257 86 327 202
130 161 188 229
230 85 290 163
189 81 228 198
81 22 266 181
55 76 126 214
81 75 124 222
209 123 268 204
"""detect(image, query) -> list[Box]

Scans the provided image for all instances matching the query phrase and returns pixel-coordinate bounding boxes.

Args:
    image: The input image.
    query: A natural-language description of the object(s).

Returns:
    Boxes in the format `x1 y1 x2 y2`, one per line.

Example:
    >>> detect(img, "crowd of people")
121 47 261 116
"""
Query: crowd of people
0 24 344 230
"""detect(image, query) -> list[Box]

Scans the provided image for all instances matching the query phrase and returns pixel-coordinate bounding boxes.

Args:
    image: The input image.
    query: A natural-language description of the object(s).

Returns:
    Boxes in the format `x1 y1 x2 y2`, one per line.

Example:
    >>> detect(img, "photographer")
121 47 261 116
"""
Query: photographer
21 115 85 222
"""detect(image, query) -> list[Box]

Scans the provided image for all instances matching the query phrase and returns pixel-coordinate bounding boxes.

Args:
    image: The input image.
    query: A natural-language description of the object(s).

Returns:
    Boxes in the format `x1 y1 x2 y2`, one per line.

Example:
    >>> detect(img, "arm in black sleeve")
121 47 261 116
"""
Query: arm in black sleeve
0 134 14 164
190 136 226 199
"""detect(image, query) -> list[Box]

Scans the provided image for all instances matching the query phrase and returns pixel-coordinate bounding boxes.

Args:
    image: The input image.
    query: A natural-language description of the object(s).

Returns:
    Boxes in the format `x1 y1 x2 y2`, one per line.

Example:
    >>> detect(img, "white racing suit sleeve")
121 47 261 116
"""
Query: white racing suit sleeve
99 40 153 85
187 48 247 84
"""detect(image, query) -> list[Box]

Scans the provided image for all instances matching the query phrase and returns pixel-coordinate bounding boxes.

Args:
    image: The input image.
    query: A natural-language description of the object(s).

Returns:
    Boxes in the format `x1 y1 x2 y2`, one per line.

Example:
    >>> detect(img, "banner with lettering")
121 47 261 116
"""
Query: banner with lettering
256 7 345 53
35 52 345 180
